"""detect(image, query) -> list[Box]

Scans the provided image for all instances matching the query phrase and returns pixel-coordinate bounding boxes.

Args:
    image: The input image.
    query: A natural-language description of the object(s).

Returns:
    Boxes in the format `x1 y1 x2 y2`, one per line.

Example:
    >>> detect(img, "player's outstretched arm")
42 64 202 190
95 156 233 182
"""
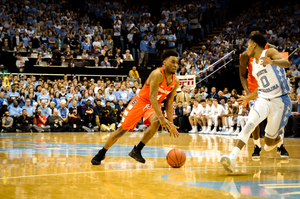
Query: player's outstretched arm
238 88 258 107
262 48 290 68
239 52 251 95
165 77 180 138
148 70 174 134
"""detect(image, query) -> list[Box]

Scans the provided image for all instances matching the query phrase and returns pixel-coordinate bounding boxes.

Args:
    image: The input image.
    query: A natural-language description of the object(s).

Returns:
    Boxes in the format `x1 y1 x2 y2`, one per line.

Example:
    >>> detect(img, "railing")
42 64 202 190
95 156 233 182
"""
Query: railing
1 72 127 81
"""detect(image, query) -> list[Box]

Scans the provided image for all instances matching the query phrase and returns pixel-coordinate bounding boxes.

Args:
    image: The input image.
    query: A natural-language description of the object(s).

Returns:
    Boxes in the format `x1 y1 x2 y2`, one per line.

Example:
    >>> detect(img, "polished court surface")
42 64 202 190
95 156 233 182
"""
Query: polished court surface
1 132 300 199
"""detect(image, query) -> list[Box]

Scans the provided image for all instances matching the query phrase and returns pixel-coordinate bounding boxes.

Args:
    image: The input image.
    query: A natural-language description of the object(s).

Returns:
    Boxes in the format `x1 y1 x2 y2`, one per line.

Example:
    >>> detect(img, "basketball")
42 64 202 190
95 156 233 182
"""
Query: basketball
167 149 186 168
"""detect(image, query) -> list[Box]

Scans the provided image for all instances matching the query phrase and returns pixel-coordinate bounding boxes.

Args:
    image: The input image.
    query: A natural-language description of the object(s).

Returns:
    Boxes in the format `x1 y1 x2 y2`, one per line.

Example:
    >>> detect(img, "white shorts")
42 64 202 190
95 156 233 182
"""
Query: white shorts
248 95 291 139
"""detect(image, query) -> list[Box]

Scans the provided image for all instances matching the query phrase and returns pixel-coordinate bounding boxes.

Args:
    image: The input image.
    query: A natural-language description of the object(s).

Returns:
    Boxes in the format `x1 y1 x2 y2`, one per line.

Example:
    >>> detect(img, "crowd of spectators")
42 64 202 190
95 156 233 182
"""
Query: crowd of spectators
1 0 300 135
0 72 144 133
0 0 226 72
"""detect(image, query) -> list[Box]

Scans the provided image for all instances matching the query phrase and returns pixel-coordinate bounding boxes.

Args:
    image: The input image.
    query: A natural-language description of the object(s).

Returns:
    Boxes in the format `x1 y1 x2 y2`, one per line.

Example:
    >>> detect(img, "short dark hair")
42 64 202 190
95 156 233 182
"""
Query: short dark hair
200 99 206 103
191 97 196 100
181 85 186 89
161 49 178 61
249 34 267 49
249 26 264 34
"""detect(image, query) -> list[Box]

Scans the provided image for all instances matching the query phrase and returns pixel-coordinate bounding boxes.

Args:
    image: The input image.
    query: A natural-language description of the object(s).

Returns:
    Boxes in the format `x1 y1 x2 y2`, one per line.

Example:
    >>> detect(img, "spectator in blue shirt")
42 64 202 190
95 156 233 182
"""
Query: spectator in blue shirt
7 84 20 104
38 101 52 118
139 35 149 67
117 85 130 106
129 87 138 100
105 88 117 108
37 88 51 107
167 30 177 49
0 92 8 107
291 53 300 67
8 101 22 117
58 100 69 124
81 38 92 52
101 56 111 67
23 99 35 117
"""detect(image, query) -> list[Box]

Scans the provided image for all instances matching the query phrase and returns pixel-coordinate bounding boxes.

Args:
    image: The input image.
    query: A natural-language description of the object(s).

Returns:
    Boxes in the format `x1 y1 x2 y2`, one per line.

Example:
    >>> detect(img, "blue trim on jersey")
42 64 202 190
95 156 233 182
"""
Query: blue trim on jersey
278 95 291 135
270 65 290 95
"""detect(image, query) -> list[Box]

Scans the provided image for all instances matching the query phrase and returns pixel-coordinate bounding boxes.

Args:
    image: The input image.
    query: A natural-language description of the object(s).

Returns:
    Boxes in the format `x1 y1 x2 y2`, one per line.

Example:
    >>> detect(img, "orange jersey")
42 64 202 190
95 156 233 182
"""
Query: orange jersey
138 67 176 103
247 43 269 92
120 67 175 131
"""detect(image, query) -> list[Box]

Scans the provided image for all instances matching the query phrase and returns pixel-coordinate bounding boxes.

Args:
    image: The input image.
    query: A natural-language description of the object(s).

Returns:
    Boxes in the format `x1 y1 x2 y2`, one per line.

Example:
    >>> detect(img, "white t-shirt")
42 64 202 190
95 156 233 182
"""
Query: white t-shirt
205 104 213 116
190 104 201 116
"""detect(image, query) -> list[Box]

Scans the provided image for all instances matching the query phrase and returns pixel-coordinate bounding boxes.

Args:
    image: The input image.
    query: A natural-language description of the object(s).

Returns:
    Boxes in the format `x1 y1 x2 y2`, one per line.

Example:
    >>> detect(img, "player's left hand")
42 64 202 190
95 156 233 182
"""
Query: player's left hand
260 57 273 65
168 121 180 138
237 95 248 107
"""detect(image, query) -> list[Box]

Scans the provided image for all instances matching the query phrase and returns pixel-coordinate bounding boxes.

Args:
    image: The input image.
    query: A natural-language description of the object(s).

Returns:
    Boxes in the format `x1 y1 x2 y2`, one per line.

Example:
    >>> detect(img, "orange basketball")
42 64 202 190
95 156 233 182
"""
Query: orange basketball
167 149 186 168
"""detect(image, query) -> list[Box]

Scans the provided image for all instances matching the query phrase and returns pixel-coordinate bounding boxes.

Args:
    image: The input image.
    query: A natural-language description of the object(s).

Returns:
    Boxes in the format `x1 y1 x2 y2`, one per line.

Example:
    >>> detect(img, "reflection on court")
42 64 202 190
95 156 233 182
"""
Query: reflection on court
1 132 300 199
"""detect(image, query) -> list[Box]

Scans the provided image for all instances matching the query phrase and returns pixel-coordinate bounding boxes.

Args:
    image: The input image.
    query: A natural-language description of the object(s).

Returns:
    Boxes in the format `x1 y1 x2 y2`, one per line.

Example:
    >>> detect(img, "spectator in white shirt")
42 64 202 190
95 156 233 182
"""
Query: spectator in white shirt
15 54 28 72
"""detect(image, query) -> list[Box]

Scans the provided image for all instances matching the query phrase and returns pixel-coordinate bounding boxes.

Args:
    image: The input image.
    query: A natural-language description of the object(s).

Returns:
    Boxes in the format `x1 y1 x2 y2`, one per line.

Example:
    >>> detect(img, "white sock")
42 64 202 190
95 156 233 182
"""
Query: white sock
277 139 283 147
253 138 261 148
193 126 197 130
229 147 240 160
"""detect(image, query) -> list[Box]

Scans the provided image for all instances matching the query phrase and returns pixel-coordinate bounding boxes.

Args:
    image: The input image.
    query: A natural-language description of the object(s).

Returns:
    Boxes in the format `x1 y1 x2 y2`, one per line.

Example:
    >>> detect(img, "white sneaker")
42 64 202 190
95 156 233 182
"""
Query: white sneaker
220 155 236 173
222 128 229 135
210 127 217 134
225 127 234 135
232 128 240 135
204 127 211 134
189 129 197 133
199 127 206 133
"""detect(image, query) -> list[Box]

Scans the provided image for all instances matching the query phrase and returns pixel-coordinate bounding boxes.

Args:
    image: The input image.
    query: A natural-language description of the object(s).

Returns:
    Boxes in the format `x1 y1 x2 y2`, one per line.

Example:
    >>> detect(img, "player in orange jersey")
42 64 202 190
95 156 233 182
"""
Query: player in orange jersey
91 50 180 165
239 26 289 160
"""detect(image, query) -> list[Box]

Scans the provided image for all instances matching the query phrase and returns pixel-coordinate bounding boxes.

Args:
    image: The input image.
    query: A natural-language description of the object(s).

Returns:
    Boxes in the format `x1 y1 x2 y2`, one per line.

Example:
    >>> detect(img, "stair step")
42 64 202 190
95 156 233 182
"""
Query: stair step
191 46 202 49
208 34 219 37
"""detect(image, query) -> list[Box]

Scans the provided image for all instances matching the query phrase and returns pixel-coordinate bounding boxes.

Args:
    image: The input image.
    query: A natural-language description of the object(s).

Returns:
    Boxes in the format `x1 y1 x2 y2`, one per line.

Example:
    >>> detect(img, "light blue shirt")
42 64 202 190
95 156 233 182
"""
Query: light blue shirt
8 106 22 117
140 40 149 52
117 90 130 102
38 106 52 118
37 94 51 104
58 107 69 118
7 91 20 101
23 105 35 116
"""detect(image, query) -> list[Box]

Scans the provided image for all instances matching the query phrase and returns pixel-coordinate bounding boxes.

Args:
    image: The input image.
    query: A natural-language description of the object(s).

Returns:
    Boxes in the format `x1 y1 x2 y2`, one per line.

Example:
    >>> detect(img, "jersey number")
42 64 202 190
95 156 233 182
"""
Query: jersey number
260 76 270 88
157 94 162 100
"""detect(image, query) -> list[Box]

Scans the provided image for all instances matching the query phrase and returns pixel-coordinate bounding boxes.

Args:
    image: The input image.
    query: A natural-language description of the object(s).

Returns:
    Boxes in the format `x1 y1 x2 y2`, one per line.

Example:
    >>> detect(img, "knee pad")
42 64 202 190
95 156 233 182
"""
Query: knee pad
237 121 256 143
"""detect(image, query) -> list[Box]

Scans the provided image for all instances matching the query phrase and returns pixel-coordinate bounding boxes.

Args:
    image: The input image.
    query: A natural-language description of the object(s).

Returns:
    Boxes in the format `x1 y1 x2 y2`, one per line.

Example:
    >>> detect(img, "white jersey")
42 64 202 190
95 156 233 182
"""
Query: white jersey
199 105 206 115
205 104 213 115
190 104 201 115
225 106 233 114
252 49 290 99
212 104 225 116
238 105 243 115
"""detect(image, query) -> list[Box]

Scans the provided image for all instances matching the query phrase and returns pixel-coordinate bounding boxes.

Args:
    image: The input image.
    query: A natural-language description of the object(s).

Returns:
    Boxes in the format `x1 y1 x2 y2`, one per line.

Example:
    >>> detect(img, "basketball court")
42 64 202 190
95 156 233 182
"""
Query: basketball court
1 132 300 198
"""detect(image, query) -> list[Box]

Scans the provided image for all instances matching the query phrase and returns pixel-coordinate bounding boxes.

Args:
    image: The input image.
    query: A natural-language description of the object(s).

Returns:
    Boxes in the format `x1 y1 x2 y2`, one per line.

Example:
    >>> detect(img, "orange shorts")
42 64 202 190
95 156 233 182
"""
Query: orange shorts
120 96 158 131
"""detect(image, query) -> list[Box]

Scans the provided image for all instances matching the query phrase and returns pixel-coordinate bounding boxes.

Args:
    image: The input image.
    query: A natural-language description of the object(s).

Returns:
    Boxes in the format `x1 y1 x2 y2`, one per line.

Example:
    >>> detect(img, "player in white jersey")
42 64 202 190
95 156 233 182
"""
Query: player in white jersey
202 99 213 133
220 99 237 134
197 99 207 133
220 34 291 173
188 100 201 133
206 99 226 134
